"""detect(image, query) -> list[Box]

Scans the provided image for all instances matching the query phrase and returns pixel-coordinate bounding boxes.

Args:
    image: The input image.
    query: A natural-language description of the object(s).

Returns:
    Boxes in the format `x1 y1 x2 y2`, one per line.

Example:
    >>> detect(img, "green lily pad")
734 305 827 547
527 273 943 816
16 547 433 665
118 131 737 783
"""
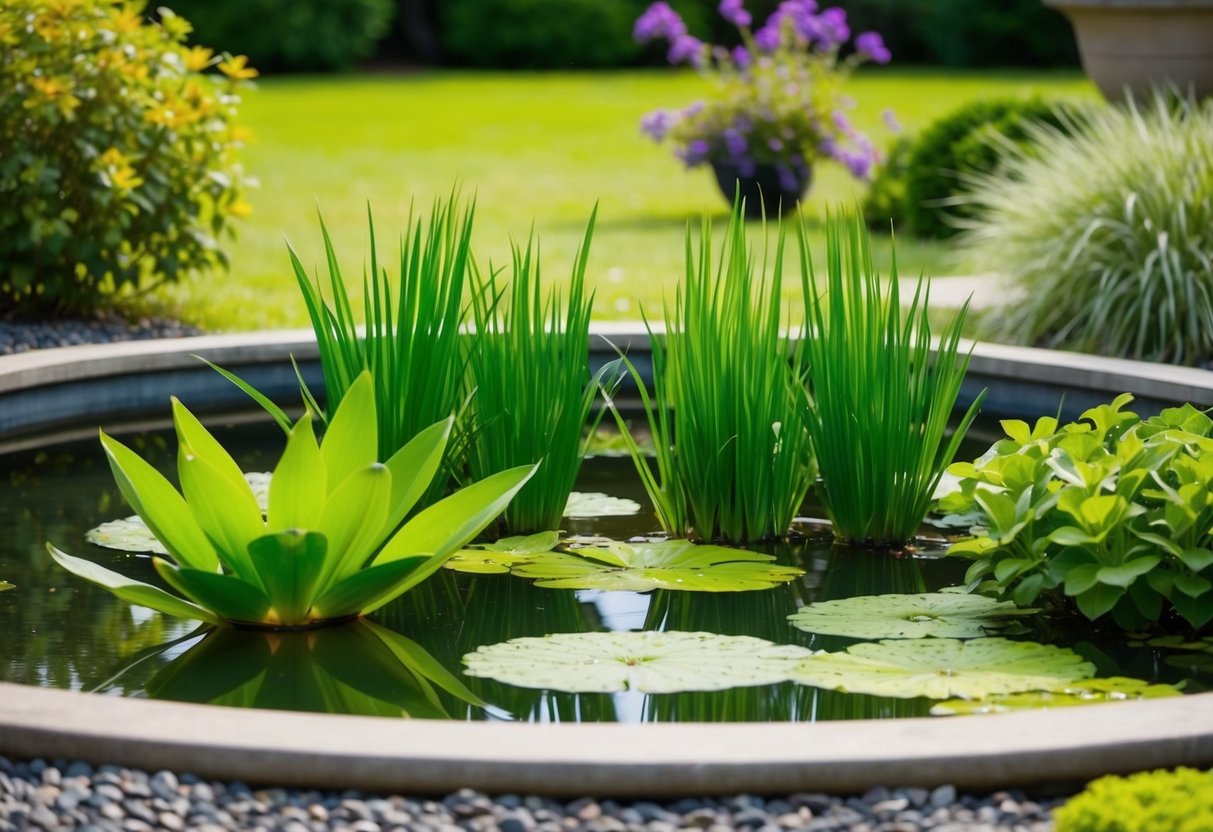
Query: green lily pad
563 492 642 518
510 539 804 592
462 630 813 693
924 510 986 531
0 581 13 592
86 472 273 554
787 637 1095 700
445 532 561 574
788 593 1035 640
929 676 1184 715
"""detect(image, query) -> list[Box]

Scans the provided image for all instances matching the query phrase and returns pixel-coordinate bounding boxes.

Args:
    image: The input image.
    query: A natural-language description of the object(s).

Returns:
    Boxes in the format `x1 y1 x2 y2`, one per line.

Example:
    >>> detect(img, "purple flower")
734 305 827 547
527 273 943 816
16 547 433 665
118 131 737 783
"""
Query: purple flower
831 109 852 135
723 128 748 158
841 148 874 179
718 0 751 29
682 139 711 166
882 107 901 133
755 0 817 50
739 158 757 177
668 34 705 66
776 165 800 192
811 8 849 48
754 24 780 51
855 31 891 64
732 45 751 68
634 2 687 43
768 137 784 152
641 109 675 141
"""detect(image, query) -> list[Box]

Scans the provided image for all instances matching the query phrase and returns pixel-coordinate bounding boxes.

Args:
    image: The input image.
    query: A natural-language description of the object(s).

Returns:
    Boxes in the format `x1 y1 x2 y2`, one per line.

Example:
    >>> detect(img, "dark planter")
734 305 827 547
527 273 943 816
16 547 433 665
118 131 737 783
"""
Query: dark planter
711 160 811 218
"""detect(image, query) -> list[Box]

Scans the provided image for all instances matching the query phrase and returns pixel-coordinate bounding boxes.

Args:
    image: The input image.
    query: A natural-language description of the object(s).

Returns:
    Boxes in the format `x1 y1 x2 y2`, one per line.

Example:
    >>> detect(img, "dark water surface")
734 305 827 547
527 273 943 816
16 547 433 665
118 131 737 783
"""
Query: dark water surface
1 416 1207 722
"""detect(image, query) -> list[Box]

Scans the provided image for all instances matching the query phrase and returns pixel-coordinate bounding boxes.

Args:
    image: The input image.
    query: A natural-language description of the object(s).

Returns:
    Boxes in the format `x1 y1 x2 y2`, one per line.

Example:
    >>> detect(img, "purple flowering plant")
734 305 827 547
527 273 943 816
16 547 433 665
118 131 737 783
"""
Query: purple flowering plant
636 0 893 189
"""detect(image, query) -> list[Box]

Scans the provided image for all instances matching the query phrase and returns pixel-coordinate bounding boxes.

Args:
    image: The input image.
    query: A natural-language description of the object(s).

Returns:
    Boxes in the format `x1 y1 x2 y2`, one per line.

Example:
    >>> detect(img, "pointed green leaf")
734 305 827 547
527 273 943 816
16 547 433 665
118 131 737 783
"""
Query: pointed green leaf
197 357 293 434
1179 548 1213 573
268 413 326 531
98 432 218 573
314 464 393 591
1095 557 1160 588
1064 563 1102 596
48 544 216 624
321 371 379 492
1173 574 1213 598
178 449 265 585
381 417 452 532
1075 583 1124 620
311 556 429 620
247 530 328 626
1049 527 1098 547
363 620 485 707
171 398 255 495
158 560 272 624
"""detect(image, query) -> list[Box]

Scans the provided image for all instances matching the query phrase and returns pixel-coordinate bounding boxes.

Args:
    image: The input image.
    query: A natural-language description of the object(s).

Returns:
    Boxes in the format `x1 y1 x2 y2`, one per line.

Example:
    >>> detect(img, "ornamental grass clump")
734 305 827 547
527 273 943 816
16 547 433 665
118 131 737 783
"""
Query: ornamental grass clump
609 197 817 543
48 372 537 629
960 92 1213 365
0 0 256 315
465 211 602 534
800 211 984 547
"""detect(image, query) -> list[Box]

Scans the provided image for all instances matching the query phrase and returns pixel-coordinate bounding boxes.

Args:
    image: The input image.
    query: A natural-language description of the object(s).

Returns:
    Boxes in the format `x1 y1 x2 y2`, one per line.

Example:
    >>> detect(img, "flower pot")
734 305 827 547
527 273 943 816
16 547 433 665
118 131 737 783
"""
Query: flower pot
710 160 811 218
1044 0 1213 100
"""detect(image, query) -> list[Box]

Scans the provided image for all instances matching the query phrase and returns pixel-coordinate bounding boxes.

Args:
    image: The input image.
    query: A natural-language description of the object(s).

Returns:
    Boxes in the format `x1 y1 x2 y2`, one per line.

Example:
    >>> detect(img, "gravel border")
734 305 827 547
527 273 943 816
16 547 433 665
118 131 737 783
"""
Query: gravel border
0 315 201 356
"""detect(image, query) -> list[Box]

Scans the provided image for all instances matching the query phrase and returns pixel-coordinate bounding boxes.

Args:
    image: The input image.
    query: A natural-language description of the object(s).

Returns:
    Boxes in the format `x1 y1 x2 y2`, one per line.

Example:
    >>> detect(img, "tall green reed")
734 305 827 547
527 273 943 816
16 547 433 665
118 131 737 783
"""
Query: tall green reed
798 211 984 546
609 198 817 543
465 210 601 534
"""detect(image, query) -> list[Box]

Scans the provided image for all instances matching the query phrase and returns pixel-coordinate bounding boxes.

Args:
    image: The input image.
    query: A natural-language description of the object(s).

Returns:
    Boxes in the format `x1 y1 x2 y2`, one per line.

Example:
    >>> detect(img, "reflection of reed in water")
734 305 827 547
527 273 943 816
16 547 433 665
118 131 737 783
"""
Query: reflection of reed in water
454 574 617 722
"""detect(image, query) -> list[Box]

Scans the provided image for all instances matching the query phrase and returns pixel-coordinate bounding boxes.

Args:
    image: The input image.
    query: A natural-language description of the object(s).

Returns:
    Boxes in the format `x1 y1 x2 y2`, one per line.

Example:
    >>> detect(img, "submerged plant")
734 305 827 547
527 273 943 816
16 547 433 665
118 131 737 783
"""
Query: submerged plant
49 373 536 629
799 210 984 546
609 196 816 543
465 211 602 533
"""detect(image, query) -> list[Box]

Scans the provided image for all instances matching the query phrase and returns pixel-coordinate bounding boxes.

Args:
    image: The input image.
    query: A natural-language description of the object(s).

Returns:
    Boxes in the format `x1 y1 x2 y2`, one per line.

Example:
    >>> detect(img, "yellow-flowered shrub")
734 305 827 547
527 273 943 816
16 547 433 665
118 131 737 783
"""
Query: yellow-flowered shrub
0 0 255 315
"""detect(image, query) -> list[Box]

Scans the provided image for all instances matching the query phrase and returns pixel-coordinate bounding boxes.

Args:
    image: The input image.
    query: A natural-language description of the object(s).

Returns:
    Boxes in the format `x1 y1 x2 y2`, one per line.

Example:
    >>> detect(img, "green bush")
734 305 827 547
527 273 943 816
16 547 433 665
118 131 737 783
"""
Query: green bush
884 97 1080 239
1054 768 1213 832
944 394 1213 631
0 0 254 317
440 0 641 69
862 136 910 232
161 0 394 72
962 94 1213 365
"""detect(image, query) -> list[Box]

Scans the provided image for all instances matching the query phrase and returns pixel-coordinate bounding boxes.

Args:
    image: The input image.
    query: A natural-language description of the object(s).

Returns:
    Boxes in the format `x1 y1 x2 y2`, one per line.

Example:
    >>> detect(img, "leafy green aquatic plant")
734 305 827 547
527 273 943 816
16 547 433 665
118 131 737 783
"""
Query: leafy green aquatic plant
462 631 812 694
444 532 560 575
509 539 805 592
786 637 1094 699
1053 767 1213 832
562 491 642 519
0 582 12 592
607 196 816 543
929 676 1182 716
788 592 1034 640
944 394 1213 629
799 210 984 547
465 211 603 533
48 373 536 628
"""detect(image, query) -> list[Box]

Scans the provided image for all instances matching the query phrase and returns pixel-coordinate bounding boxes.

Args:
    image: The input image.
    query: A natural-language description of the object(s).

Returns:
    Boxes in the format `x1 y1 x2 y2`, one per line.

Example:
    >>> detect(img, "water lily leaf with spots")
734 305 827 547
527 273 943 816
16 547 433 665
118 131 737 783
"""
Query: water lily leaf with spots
445 532 561 574
788 593 1036 640
787 637 1094 699
930 677 1184 715
462 630 814 693
510 539 804 592
563 492 642 518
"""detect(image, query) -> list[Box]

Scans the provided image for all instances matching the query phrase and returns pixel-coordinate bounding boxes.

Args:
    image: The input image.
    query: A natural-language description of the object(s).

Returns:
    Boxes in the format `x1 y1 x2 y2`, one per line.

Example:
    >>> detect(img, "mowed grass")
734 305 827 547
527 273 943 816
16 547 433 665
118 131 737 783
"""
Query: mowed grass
148 68 1097 330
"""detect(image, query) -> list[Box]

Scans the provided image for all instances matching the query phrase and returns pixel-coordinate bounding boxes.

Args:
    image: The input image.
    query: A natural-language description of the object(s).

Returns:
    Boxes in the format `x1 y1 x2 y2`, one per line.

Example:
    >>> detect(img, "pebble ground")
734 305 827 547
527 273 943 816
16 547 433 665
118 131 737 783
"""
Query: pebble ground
0 756 1070 831
0 315 201 356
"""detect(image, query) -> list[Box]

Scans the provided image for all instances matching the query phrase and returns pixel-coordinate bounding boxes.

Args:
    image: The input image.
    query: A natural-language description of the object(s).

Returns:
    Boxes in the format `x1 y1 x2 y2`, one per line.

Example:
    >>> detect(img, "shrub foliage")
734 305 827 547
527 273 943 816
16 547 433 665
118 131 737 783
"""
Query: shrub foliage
1054 768 1213 832
0 0 255 316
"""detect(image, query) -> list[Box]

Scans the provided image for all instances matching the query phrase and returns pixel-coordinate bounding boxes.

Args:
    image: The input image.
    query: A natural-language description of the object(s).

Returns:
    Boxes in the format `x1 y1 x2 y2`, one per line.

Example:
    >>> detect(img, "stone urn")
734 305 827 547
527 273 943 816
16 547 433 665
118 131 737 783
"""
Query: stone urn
1044 0 1213 100
710 160 811 218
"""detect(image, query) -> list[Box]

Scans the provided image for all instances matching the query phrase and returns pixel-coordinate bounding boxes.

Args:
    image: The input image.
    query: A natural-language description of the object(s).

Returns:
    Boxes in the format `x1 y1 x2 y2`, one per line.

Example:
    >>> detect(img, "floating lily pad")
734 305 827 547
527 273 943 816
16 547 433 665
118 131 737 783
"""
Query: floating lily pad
787 637 1094 700
462 630 813 693
563 492 642 518
0 581 13 592
86 472 273 554
924 510 986 532
788 593 1035 640
929 676 1184 715
510 539 804 592
445 532 561 574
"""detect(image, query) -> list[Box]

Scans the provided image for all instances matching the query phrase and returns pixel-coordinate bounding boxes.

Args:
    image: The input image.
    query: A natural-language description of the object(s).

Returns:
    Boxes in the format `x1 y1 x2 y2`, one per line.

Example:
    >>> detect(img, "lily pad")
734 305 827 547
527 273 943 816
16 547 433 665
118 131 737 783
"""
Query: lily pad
929 677 1184 715
0 581 13 592
563 491 642 518
788 593 1035 640
462 630 813 693
445 532 561 575
786 637 1095 699
510 539 804 592
86 472 273 554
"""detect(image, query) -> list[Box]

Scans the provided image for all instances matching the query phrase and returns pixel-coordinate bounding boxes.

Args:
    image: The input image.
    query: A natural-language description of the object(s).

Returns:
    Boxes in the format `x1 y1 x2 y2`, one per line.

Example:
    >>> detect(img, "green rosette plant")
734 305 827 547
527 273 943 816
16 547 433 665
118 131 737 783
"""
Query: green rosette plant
48 372 537 629
944 394 1213 630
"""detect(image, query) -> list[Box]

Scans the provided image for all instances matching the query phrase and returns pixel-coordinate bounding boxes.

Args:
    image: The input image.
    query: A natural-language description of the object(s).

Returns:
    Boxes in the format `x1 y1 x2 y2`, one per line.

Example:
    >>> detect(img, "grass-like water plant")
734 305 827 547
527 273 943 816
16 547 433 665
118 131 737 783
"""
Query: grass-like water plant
960 92 1213 365
48 372 536 629
799 210 984 546
609 198 816 543
464 211 601 534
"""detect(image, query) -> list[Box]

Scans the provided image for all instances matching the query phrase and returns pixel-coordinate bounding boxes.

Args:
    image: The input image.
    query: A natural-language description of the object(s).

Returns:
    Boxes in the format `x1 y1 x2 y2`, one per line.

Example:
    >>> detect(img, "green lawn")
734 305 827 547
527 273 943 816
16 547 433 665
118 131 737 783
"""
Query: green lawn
149 68 1098 331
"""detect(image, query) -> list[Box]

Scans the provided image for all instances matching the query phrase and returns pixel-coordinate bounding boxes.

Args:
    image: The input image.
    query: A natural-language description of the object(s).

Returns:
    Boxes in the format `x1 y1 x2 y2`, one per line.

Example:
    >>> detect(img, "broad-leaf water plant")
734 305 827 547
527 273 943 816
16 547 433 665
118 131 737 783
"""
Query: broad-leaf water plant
48 372 537 628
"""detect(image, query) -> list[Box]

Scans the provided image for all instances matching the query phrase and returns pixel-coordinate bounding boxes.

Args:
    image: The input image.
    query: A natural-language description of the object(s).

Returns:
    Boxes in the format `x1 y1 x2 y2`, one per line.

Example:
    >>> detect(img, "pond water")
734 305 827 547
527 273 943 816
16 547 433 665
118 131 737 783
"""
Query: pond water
2 417 1209 722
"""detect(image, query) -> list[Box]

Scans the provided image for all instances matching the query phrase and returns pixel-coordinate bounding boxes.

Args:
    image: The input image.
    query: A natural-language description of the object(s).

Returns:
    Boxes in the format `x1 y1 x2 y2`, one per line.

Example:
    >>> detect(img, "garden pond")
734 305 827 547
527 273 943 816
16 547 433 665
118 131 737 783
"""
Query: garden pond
3 416 1209 723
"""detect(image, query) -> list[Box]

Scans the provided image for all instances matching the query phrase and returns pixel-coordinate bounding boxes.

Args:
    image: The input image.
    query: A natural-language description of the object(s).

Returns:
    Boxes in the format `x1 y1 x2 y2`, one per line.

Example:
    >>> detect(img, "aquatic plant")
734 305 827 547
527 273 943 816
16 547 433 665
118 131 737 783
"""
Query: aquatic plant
1053 768 1213 832
961 92 1213 365
930 677 1181 716
788 592 1033 640
608 196 816 543
944 394 1213 630
49 372 536 629
465 211 602 533
799 210 984 546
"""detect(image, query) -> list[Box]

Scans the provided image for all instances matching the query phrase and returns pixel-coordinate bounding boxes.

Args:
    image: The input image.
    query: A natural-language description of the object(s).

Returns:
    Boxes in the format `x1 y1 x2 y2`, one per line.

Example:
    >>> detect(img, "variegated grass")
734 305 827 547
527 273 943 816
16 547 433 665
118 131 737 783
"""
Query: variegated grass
799 210 984 546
